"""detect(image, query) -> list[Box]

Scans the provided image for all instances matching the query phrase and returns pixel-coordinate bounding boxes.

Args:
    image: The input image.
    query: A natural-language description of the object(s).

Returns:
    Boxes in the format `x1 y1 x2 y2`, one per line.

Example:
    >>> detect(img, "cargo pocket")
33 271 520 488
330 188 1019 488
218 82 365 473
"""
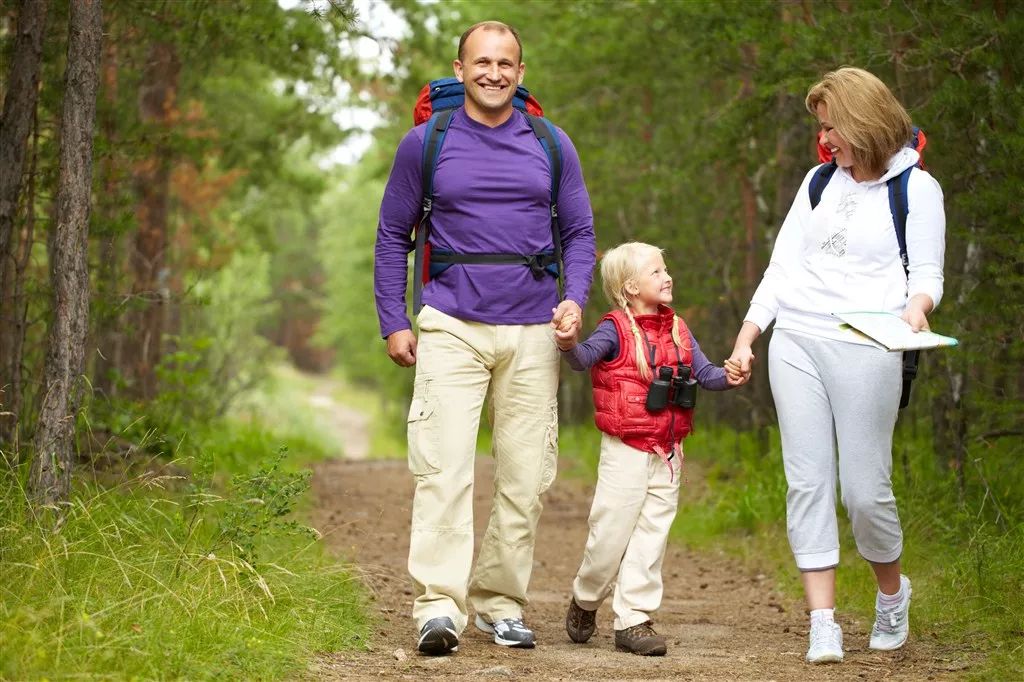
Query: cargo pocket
407 396 440 476
538 402 558 494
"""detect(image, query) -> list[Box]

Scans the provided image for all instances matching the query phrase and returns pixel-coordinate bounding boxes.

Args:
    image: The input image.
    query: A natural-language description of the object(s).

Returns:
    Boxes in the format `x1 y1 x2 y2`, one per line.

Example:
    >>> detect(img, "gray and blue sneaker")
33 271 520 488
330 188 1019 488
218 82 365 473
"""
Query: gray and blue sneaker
417 616 459 655
474 614 536 648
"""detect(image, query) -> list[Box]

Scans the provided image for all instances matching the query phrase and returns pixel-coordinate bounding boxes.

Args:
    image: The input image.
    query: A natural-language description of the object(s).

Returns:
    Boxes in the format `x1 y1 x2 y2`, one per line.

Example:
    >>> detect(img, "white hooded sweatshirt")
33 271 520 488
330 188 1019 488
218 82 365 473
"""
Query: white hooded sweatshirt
745 147 946 345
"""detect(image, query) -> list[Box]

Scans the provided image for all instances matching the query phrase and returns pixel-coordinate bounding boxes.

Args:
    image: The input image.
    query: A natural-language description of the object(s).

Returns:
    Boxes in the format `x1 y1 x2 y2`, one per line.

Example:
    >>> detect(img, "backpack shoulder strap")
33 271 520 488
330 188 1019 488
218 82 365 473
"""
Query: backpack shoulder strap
808 161 838 210
525 114 563 203
525 114 565 291
420 108 457 201
886 165 917 409
887 165 913 277
413 108 457 314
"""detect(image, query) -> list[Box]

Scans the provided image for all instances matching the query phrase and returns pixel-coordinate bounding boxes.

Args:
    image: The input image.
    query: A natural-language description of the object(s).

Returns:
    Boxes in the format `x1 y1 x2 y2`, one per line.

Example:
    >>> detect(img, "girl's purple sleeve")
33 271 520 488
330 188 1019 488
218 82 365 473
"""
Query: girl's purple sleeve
562 319 619 371
689 331 731 391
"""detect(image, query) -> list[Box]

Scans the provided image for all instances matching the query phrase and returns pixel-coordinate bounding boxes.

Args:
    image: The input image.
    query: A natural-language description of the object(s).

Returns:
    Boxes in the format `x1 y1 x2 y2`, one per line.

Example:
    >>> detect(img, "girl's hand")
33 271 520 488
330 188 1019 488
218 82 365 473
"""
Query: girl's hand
724 359 749 386
726 347 755 376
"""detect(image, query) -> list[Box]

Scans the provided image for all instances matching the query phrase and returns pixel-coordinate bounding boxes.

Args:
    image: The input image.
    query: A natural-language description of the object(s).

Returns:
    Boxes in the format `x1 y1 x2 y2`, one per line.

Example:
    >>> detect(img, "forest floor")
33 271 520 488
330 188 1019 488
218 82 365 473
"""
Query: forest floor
306 377 967 681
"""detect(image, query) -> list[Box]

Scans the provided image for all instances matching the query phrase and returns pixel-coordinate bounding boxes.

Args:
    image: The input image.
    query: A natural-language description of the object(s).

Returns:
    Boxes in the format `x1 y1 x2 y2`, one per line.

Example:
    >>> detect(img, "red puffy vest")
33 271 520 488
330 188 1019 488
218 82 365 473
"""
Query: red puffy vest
591 306 694 454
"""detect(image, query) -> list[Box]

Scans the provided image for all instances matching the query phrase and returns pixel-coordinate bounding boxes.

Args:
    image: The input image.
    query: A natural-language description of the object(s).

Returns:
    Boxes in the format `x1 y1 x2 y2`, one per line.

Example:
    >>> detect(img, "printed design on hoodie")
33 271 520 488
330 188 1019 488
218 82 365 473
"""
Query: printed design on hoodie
820 190 859 258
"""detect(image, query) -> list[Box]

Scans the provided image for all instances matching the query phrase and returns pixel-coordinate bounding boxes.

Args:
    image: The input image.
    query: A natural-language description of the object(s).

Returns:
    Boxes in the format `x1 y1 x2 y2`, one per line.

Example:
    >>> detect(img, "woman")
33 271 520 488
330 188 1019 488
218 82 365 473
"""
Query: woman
727 67 945 664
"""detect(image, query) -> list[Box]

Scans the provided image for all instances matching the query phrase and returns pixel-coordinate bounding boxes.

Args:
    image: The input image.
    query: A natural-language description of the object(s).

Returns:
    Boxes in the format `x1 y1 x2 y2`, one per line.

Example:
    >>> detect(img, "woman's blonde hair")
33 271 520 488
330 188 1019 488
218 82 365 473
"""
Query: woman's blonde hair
805 67 913 177
599 242 686 381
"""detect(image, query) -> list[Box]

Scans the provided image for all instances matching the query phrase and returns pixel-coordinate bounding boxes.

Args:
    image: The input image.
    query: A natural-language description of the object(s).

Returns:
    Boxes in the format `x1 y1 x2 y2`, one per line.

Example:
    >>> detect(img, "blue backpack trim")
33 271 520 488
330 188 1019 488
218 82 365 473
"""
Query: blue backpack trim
806 158 920 408
411 93 564 314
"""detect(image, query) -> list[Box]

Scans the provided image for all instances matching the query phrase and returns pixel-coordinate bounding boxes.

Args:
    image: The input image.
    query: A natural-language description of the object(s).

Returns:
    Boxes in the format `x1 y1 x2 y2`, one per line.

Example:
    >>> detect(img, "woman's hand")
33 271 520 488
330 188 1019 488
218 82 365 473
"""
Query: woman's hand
727 321 762 378
901 294 934 332
724 359 749 386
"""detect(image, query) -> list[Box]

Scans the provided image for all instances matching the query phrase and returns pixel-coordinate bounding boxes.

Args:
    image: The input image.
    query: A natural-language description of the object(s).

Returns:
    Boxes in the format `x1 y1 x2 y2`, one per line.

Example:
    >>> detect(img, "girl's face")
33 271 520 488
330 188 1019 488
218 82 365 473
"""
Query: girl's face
627 252 673 314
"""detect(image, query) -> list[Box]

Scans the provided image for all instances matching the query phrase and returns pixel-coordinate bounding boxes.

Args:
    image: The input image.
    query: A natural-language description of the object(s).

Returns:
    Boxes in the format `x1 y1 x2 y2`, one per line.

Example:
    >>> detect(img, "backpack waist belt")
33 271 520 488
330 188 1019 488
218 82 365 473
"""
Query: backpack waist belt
429 249 559 281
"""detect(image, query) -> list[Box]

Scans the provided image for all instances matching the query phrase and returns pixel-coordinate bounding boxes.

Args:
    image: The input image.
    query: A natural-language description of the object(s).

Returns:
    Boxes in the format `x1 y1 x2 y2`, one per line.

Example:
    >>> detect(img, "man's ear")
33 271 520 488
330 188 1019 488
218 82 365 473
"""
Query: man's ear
453 59 464 83
517 62 525 86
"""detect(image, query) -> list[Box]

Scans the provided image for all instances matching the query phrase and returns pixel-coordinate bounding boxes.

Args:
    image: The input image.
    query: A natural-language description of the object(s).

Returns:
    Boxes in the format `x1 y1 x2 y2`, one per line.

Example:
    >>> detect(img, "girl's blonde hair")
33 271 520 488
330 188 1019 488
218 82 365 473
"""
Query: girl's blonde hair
805 67 913 178
599 242 687 381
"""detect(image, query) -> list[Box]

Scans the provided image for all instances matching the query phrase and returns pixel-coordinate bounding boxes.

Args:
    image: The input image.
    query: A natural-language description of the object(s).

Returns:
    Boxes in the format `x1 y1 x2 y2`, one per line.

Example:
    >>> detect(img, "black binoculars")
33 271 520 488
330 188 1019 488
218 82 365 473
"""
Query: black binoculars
644 363 698 412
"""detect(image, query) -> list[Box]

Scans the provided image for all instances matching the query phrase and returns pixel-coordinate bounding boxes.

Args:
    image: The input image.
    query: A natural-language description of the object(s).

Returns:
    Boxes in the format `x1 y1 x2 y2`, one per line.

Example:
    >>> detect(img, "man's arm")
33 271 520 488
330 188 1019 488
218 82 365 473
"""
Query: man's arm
552 128 596 316
374 128 425 365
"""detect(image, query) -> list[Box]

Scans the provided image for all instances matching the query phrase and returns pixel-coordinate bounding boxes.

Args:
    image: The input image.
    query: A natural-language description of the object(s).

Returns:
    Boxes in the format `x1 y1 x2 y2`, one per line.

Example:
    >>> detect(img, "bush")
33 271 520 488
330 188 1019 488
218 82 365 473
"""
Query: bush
0 439 369 680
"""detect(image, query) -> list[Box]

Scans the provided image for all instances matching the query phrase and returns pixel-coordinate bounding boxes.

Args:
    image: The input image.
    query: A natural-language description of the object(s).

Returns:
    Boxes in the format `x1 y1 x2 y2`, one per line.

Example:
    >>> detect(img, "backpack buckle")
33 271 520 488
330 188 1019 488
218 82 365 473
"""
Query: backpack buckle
421 197 432 214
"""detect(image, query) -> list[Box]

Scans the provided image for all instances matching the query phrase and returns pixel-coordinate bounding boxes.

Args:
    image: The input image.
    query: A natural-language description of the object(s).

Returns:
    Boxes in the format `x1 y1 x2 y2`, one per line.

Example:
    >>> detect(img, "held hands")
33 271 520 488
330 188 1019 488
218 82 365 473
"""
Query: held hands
724 358 750 386
724 345 755 387
386 329 417 367
551 300 582 351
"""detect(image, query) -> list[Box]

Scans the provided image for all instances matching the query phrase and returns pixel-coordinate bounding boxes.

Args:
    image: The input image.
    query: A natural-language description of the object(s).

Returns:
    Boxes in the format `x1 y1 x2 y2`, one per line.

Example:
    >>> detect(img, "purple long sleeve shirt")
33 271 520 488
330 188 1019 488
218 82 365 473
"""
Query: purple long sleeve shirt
374 107 596 338
563 319 732 391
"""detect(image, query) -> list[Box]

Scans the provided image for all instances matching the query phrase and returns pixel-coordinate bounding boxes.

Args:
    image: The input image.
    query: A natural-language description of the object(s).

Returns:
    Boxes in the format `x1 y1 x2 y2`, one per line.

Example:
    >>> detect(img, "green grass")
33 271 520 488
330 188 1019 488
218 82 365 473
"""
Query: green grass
557 421 1024 678
0 371 374 680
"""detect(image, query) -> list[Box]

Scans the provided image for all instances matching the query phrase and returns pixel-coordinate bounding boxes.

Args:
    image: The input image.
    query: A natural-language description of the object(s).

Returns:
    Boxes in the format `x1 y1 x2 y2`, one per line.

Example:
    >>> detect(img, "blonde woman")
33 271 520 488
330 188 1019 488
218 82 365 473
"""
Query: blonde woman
556 242 746 655
728 67 946 663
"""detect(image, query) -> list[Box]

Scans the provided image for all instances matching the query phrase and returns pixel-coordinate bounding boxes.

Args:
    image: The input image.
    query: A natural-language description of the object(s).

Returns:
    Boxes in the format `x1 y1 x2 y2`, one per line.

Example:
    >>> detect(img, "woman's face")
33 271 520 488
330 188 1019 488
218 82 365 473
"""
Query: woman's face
815 102 856 173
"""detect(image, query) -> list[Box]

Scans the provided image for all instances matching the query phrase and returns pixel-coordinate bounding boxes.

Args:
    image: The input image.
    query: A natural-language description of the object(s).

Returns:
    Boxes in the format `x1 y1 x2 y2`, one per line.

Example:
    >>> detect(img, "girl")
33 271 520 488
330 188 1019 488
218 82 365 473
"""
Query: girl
555 241 746 656
728 67 946 664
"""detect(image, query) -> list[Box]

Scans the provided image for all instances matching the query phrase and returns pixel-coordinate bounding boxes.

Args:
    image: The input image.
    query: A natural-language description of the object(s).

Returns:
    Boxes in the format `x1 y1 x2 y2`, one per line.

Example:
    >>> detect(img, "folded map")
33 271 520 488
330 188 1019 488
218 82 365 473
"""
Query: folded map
832 311 959 352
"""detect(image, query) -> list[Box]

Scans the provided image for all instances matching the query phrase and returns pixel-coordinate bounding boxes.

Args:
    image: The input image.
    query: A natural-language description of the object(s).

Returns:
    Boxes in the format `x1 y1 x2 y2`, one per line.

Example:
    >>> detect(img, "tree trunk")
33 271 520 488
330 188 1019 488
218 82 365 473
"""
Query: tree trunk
4 105 41 460
29 0 103 505
122 42 179 400
0 0 48 446
92 39 123 399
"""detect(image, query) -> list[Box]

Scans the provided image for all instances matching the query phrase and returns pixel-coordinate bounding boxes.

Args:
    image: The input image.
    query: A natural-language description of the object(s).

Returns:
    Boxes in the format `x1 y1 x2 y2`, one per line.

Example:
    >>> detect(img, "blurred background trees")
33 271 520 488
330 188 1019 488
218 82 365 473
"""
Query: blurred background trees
1 0 1021 546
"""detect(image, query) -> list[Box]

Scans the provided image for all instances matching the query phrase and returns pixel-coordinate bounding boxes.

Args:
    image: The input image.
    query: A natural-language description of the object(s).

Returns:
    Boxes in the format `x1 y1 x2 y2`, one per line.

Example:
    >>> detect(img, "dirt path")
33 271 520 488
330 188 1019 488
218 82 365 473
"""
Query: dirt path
309 453 965 681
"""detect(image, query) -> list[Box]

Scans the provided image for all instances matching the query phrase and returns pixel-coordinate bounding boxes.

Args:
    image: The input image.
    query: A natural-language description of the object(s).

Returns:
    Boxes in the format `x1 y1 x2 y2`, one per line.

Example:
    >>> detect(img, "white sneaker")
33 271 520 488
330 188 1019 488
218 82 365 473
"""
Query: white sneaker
474 614 536 648
870 575 912 651
806 619 844 664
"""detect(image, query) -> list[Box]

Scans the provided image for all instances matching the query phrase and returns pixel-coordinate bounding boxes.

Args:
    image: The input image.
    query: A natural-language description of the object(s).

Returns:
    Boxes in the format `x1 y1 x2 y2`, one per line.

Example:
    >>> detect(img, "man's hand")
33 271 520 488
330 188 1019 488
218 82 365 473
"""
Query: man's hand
554 311 580 351
550 299 582 331
386 329 417 367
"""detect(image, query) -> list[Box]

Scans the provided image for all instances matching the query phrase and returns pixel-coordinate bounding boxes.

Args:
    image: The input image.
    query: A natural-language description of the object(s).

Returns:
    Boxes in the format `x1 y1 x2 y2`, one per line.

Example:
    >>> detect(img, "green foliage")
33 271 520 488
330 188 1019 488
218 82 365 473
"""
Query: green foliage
0 439 368 680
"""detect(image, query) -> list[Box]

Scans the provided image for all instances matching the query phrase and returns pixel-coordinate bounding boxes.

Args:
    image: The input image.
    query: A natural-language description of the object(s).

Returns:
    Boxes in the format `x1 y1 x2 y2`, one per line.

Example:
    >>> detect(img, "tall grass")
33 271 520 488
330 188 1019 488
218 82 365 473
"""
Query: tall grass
557 421 1024 677
1 397 370 679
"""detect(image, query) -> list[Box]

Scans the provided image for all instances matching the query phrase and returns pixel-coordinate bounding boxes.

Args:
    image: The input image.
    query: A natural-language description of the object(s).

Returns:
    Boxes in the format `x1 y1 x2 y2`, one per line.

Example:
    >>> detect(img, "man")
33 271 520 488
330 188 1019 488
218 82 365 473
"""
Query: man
374 20 595 656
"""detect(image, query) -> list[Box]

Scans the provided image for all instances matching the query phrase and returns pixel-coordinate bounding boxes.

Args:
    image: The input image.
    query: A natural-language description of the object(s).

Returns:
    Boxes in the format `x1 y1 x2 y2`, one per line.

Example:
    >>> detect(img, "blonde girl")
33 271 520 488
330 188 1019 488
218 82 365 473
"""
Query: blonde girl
555 241 746 655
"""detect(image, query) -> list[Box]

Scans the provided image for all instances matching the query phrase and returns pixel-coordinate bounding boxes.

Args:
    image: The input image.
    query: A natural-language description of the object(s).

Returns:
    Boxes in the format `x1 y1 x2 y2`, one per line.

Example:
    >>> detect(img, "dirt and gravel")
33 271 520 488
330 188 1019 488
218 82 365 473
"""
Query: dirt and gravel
309 453 968 681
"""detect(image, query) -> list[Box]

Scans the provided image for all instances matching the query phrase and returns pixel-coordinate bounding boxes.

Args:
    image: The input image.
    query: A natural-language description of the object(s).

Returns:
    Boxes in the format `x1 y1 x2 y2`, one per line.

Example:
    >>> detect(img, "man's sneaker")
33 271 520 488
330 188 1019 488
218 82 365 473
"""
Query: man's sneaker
565 598 597 643
806 619 844 664
614 621 667 656
417 616 459 656
474 614 536 648
870 575 912 651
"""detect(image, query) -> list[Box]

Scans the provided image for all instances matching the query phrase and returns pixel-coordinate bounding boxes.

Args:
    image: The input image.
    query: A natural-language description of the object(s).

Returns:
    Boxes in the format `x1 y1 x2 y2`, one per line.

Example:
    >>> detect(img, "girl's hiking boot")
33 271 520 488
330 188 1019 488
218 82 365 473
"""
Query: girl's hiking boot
474 614 536 648
565 598 597 643
614 621 667 656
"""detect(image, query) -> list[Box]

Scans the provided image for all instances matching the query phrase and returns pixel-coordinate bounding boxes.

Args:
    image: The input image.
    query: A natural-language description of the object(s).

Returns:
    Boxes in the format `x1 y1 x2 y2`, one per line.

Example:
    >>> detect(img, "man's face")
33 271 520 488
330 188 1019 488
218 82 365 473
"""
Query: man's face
453 28 525 118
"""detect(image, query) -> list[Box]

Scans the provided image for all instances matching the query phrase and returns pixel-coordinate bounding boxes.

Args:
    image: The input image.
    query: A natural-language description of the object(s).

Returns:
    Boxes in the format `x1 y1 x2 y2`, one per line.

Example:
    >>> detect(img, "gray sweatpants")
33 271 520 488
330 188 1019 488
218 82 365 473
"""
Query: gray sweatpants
768 329 903 570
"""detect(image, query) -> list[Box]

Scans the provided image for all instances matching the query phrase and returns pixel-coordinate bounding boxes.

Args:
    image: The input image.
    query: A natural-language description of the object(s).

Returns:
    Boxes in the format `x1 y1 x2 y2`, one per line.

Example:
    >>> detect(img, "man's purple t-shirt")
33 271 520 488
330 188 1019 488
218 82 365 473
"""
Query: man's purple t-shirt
563 319 731 391
374 107 596 338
